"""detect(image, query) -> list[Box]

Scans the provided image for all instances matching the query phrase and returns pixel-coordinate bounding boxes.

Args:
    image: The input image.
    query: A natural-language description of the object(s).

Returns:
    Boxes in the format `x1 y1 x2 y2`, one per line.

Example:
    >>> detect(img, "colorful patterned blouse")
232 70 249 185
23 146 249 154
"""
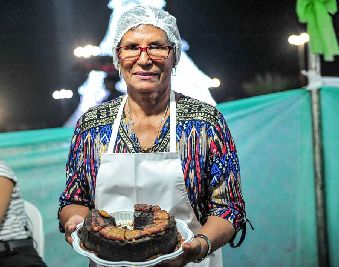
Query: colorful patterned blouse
58 94 246 233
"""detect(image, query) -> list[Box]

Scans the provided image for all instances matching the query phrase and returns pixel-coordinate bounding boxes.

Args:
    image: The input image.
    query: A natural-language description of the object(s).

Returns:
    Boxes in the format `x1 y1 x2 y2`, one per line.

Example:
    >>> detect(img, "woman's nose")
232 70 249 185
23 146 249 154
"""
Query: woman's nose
137 50 152 65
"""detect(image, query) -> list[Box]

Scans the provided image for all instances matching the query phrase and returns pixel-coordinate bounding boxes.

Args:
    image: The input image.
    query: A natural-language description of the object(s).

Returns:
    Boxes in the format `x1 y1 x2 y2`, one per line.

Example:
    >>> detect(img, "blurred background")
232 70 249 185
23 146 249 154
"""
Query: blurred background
1 0 338 132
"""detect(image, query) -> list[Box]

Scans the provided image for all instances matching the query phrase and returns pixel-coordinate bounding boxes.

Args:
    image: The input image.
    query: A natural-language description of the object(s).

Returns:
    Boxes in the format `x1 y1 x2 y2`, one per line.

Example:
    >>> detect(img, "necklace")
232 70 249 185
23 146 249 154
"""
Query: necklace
124 100 169 152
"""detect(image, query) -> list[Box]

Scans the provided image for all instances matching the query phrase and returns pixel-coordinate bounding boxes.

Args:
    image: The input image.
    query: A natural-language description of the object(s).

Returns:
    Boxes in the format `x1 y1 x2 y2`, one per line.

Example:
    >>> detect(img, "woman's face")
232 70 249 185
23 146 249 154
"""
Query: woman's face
118 24 174 95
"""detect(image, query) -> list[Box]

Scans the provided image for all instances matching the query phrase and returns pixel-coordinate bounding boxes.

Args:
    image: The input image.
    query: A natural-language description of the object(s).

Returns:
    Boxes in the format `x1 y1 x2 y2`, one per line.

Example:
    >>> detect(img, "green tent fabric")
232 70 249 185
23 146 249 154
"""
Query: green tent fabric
218 89 317 266
0 87 338 267
297 0 339 61
321 86 339 267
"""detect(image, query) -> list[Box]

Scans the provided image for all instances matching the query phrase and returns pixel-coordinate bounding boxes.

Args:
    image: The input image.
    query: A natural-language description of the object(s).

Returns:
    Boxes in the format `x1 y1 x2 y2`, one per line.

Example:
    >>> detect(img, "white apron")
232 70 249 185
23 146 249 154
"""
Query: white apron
93 91 222 267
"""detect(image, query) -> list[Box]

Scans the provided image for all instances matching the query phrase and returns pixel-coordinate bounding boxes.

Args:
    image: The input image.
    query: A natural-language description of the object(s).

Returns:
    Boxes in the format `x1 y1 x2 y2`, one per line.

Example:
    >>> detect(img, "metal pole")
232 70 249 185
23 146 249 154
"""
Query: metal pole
307 51 330 267
298 44 306 87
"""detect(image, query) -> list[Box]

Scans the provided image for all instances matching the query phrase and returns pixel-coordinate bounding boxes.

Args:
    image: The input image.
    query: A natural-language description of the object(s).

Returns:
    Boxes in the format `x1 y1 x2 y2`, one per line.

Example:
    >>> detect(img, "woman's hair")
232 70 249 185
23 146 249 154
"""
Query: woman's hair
112 5 182 68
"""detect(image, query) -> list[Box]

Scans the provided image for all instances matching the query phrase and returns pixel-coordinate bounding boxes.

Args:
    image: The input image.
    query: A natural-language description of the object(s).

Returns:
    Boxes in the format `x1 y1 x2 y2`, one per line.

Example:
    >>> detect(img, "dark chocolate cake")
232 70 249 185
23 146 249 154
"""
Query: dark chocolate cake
79 204 180 262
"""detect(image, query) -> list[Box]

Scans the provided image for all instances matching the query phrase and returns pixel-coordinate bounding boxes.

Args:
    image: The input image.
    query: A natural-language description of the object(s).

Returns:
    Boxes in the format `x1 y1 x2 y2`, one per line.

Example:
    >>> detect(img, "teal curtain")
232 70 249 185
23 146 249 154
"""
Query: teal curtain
321 87 339 267
0 87 338 267
218 89 317 266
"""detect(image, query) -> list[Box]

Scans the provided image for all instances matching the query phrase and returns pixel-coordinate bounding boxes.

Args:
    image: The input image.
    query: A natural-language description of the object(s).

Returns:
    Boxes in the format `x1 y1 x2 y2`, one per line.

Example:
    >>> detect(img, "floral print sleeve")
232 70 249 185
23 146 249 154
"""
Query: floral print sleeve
206 111 246 232
58 121 94 214
176 96 246 233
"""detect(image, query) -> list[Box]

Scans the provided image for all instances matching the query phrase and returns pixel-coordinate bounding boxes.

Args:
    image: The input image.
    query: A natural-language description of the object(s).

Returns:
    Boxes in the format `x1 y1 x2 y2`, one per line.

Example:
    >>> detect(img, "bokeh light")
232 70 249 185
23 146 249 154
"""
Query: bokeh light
52 89 73 99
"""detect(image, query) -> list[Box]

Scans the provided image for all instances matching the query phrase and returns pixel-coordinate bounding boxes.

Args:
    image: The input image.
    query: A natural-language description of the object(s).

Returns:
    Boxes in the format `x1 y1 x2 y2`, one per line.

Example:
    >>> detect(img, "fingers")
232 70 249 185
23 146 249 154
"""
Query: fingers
64 221 76 245
64 216 83 245
182 238 201 257
159 238 203 266
65 232 73 245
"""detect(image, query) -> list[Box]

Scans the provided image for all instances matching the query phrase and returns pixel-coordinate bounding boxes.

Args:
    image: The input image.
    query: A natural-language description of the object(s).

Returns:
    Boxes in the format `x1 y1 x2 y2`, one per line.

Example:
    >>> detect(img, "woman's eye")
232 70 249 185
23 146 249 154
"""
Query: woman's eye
124 45 138 50
149 45 162 50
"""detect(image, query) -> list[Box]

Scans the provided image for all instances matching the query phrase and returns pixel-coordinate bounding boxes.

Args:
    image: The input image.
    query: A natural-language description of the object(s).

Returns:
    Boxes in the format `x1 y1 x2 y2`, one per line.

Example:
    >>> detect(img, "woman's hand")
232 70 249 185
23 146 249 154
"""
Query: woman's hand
64 215 84 245
157 237 208 266
158 216 235 266
59 204 89 245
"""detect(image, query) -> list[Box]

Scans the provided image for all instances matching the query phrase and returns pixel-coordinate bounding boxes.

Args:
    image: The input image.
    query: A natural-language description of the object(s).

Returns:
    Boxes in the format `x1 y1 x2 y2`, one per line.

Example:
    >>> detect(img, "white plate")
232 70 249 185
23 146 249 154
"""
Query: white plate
71 212 194 267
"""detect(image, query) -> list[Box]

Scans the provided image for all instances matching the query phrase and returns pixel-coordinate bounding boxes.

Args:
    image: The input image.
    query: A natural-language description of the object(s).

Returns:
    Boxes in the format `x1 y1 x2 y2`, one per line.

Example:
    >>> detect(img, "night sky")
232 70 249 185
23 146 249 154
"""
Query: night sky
1 0 338 132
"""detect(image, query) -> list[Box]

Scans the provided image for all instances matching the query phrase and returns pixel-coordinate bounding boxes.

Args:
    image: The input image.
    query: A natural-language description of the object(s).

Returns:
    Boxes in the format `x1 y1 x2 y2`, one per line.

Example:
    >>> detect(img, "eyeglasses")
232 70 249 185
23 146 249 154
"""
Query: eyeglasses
116 45 173 62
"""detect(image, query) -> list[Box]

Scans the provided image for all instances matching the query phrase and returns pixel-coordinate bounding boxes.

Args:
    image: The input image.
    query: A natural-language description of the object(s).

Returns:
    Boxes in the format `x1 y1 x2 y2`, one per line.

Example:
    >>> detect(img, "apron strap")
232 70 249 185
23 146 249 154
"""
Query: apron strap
169 90 176 153
108 95 128 152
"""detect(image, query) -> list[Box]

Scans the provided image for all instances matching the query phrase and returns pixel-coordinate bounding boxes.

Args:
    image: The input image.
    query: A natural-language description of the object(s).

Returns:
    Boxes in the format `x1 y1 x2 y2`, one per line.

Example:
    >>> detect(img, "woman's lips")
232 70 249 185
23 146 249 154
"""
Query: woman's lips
134 72 159 80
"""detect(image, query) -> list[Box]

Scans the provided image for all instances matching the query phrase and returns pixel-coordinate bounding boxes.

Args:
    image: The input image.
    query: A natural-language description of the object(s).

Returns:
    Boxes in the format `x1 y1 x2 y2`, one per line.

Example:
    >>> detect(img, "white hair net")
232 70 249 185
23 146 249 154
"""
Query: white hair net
112 5 182 69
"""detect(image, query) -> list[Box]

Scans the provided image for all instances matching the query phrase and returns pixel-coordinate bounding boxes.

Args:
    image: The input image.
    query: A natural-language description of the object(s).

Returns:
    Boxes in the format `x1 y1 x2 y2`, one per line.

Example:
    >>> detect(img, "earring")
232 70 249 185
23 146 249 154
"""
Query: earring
119 65 122 77
171 67 177 76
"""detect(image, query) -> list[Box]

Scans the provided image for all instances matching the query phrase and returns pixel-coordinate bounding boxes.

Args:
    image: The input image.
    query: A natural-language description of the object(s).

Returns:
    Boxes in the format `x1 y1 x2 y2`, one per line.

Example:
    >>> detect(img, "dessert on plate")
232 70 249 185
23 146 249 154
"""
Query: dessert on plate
79 204 182 262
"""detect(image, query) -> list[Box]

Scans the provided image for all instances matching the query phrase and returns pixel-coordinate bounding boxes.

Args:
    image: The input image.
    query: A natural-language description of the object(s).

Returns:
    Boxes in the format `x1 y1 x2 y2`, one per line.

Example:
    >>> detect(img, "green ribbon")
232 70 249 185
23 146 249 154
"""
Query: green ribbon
297 0 339 61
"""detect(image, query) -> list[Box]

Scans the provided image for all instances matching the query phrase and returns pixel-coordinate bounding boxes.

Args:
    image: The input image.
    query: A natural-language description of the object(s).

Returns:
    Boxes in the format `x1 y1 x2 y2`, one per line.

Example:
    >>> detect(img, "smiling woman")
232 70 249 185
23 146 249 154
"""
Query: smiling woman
118 24 174 114
58 5 247 267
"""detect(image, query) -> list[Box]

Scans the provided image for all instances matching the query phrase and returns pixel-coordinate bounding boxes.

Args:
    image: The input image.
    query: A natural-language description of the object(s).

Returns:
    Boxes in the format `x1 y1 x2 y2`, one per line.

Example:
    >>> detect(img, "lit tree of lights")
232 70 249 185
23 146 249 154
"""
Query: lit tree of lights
64 0 216 127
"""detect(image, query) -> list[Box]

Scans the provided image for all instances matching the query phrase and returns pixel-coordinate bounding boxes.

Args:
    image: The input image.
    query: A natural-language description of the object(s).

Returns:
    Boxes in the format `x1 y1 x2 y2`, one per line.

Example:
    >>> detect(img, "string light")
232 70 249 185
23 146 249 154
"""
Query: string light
210 78 221 88
288 33 309 46
74 45 101 58
52 89 73 99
